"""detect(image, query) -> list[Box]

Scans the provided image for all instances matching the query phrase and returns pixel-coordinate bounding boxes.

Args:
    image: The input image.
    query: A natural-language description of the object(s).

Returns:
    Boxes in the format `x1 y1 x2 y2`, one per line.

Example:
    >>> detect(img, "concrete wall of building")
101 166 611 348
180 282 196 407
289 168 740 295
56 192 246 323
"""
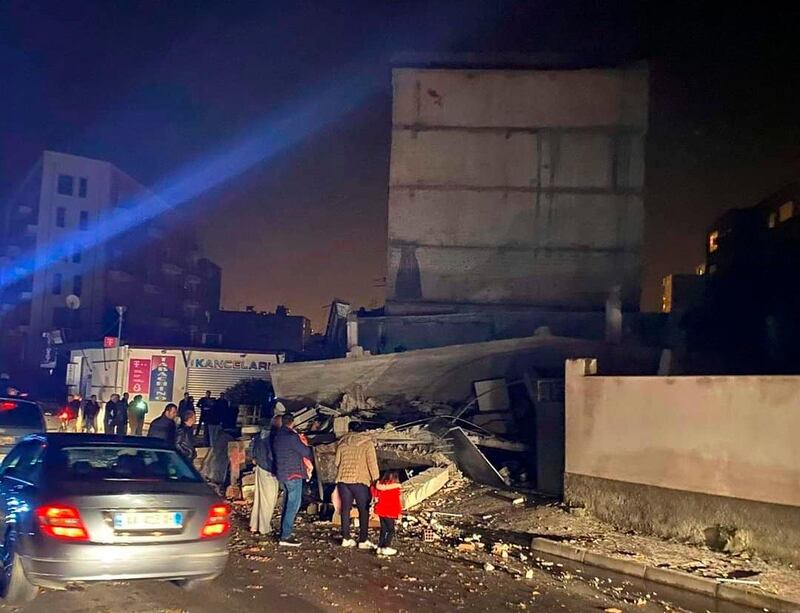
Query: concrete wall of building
386 67 648 314
357 310 666 354
565 358 800 562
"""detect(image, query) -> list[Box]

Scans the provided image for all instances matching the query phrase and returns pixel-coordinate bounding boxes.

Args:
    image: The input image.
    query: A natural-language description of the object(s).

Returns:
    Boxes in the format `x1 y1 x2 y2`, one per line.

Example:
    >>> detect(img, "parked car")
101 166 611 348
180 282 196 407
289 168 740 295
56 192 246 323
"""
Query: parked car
0 433 230 604
0 397 46 460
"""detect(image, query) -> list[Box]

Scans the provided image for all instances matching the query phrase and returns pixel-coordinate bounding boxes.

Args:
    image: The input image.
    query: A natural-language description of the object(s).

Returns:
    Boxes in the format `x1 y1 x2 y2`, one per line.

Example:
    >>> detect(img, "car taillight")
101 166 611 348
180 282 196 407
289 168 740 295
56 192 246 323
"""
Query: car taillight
36 504 89 541
0 401 17 411
201 502 231 538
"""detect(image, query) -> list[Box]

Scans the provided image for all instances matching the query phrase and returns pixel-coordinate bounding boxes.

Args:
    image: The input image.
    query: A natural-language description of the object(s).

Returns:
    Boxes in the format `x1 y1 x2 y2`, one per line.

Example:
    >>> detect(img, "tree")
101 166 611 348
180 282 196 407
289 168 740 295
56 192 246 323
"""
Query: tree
224 378 273 411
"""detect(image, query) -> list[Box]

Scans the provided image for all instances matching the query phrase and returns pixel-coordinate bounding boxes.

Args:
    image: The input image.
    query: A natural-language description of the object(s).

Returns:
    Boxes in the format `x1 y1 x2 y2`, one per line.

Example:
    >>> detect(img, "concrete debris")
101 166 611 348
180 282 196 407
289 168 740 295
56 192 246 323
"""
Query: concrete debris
401 467 450 510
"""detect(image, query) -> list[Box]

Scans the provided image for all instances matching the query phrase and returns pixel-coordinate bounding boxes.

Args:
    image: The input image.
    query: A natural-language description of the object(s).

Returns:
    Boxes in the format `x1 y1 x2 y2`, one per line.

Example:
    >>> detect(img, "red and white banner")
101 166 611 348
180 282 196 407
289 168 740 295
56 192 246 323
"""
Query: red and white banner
127 358 151 395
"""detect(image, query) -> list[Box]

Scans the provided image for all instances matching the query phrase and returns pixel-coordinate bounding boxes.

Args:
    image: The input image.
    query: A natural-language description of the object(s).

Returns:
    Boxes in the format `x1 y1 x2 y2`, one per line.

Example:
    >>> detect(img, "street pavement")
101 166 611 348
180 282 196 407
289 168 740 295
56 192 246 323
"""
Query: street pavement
3 519 714 613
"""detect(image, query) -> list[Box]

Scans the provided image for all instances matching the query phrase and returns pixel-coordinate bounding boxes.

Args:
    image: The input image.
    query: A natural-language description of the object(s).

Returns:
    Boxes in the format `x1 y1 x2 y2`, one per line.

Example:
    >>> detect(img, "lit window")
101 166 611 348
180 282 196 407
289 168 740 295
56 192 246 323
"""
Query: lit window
73 275 83 297
778 201 794 223
56 207 66 228
51 273 62 295
79 211 89 230
57 174 74 196
768 213 777 228
78 177 88 198
708 230 719 253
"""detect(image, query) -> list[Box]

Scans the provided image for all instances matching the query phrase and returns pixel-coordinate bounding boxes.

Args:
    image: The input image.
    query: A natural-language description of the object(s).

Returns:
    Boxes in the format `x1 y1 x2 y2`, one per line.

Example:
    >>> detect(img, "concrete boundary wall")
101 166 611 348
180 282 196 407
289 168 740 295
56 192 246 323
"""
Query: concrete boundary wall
565 358 800 562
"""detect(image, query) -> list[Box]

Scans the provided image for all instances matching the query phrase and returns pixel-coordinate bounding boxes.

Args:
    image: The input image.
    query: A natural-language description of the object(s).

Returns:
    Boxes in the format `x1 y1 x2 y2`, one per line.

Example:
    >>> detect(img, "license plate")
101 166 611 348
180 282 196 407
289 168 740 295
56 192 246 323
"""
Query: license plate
113 511 183 531
0 436 14 445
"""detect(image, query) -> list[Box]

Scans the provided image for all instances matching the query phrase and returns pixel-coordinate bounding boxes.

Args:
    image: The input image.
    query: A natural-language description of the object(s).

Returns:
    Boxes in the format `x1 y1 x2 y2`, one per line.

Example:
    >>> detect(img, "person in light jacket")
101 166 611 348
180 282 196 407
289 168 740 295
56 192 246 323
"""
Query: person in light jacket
249 415 281 536
335 424 380 549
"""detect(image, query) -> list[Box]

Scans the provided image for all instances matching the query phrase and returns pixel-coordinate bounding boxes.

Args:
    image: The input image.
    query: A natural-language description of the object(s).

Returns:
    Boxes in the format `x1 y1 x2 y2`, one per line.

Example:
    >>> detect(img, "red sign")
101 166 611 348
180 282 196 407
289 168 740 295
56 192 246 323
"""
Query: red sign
127 358 151 395
104 336 118 348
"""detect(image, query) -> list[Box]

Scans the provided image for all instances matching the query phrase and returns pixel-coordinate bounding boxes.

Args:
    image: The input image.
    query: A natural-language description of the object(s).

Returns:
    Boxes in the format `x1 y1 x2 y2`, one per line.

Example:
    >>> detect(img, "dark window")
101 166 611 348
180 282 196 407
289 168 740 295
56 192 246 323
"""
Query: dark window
54 446 201 483
57 174 74 196
72 247 81 263
51 273 62 295
0 439 45 484
79 211 89 230
0 401 45 430
56 207 66 228
73 275 82 296
78 177 88 198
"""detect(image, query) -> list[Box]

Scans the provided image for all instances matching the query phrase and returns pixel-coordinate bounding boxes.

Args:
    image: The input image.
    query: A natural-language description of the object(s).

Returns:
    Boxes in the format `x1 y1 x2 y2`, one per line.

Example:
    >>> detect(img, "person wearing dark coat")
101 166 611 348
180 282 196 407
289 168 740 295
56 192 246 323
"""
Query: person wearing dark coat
175 410 197 462
82 395 100 433
178 393 194 418
148 403 178 447
216 392 236 430
272 414 312 547
195 390 215 436
104 394 122 434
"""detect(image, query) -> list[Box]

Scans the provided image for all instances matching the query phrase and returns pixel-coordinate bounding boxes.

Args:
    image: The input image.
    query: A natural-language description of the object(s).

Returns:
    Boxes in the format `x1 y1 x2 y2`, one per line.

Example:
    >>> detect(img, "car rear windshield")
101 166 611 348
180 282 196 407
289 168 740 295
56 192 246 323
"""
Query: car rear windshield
54 446 201 482
0 400 44 429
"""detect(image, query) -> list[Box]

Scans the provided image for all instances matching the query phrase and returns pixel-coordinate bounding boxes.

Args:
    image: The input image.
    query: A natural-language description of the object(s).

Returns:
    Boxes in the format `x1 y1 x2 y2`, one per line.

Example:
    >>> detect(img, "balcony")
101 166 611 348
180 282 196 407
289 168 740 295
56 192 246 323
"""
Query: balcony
161 263 183 276
107 268 136 283
24 223 38 237
185 273 201 285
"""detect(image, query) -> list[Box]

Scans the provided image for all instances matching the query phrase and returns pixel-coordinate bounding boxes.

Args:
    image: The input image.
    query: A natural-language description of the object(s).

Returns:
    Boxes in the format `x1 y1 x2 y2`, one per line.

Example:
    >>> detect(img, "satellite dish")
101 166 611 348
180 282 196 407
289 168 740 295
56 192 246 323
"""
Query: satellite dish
65 294 81 310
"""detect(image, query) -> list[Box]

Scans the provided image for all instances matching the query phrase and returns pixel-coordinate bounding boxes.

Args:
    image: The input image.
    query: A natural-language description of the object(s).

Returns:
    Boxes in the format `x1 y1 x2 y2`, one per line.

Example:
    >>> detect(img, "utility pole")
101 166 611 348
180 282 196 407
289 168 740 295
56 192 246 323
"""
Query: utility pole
113 306 127 394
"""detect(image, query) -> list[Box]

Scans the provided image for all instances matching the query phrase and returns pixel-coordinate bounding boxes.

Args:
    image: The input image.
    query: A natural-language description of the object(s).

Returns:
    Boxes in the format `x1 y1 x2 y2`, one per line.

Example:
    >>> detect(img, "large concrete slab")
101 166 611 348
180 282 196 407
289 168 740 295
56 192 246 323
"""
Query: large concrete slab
271 335 659 408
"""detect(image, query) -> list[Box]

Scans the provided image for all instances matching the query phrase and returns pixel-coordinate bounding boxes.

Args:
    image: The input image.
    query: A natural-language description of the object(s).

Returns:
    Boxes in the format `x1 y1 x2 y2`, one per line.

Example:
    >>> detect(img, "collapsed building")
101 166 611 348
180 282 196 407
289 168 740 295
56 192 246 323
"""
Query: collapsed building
248 61 661 502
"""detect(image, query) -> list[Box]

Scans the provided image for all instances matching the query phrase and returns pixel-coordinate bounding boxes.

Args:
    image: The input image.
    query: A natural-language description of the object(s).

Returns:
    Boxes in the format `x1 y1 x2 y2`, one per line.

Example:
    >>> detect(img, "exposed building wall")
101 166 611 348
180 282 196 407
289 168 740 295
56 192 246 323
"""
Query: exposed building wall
565 358 800 562
357 309 666 355
386 67 648 314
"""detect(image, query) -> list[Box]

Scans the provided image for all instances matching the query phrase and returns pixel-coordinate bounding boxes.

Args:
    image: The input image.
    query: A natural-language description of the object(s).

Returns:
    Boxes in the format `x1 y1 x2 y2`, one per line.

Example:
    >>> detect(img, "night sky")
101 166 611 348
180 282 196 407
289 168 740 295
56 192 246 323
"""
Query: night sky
2 2 799 329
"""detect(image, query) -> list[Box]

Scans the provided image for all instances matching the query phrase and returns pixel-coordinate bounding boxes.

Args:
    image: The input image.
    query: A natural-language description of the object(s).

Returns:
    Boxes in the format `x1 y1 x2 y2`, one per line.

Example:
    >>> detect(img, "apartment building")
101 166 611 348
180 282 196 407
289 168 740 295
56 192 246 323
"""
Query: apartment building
0 151 221 376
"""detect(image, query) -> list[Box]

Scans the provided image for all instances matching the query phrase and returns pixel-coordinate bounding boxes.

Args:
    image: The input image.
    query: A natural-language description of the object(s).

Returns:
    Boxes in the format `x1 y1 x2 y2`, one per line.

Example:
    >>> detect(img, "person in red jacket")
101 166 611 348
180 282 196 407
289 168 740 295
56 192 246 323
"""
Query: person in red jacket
371 471 403 556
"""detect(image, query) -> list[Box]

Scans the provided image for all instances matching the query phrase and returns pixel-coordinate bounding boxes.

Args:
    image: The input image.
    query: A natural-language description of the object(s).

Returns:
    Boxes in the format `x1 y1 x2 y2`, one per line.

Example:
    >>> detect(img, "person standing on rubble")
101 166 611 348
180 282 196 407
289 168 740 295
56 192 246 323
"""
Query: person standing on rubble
272 413 312 547
335 424 380 549
249 416 280 536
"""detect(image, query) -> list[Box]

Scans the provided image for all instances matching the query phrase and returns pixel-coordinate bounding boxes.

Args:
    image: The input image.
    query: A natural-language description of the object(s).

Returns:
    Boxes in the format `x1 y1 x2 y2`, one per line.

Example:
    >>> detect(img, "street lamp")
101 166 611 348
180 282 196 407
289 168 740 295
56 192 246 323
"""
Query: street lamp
113 306 127 393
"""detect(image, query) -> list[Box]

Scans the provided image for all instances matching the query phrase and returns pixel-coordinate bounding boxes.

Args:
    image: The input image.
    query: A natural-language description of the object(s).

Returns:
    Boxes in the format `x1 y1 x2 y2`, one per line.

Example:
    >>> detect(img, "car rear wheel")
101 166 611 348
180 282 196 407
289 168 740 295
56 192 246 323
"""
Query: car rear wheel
0 533 39 605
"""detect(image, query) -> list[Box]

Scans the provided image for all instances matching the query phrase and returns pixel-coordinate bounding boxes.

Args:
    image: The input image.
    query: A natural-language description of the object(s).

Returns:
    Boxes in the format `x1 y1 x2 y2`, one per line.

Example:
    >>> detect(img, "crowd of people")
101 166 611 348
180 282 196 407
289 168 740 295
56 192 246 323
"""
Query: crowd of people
60 389 240 466
60 390 402 554
250 414 402 556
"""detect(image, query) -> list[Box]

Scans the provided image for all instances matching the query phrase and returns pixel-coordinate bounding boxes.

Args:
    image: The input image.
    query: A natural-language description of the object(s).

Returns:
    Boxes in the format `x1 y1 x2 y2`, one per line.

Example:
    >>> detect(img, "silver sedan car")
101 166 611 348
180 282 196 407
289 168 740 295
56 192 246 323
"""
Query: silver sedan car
0 433 230 604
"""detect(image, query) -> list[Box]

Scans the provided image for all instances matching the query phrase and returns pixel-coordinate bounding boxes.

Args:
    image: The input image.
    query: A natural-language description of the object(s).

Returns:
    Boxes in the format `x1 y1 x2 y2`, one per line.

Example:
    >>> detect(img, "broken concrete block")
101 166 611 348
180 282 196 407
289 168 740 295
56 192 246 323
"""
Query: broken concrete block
457 543 476 553
333 416 351 438
473 379 510 412
401 466 450 510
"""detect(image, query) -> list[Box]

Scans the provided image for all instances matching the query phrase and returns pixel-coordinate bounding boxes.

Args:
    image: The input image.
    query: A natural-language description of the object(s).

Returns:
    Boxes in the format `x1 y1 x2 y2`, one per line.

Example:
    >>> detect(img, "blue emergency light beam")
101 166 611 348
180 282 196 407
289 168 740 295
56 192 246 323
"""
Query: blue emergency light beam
1 66 381 292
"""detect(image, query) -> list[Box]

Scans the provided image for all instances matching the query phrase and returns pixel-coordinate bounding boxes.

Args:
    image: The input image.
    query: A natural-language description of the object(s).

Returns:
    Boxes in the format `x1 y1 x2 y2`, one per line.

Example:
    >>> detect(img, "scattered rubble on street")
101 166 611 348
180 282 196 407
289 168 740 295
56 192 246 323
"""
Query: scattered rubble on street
199 383 800 611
